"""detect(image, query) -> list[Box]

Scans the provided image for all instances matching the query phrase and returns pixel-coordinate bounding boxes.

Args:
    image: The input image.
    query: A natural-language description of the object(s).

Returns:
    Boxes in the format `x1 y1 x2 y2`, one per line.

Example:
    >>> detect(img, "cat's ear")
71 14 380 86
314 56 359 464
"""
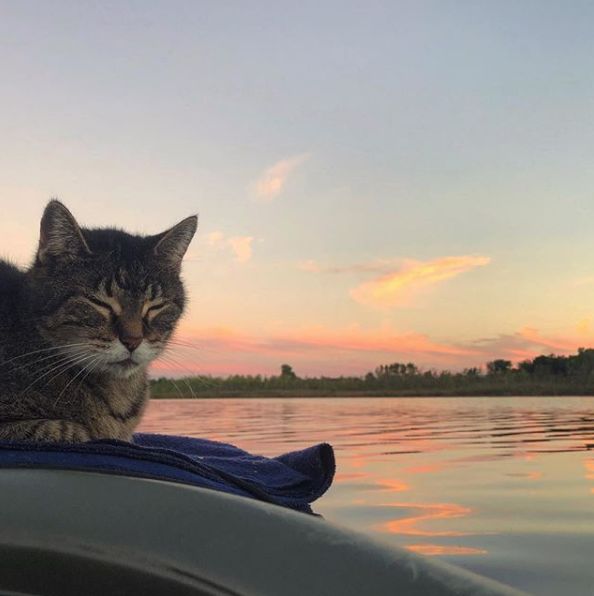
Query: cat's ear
152 215 198 269
37 200 92 264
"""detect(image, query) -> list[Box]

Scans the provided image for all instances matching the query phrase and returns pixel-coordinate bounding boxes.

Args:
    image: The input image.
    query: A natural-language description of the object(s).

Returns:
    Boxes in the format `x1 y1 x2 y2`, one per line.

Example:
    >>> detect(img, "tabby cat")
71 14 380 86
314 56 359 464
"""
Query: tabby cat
0 200 197 442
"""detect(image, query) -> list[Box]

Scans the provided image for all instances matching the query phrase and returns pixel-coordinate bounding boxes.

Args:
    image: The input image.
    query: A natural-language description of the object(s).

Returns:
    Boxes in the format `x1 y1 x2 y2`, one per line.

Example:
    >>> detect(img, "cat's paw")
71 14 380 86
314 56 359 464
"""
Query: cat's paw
0 419 91 443
60 421 91 443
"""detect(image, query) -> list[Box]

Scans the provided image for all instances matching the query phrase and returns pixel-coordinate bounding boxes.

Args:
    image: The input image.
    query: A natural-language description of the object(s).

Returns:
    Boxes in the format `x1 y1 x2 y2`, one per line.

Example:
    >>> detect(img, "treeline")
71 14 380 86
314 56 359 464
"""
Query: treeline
150 348 594 398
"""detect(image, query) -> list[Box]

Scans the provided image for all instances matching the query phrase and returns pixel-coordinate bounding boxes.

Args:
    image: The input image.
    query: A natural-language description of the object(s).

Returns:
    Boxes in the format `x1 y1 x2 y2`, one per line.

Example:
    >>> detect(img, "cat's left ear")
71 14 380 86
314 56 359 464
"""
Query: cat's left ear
152 215 198 269
37 200 92 265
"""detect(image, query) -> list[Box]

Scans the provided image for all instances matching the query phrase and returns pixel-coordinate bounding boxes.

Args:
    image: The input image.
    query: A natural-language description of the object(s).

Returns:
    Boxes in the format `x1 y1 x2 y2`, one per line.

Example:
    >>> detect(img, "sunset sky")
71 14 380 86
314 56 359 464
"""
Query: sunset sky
2 2 594 376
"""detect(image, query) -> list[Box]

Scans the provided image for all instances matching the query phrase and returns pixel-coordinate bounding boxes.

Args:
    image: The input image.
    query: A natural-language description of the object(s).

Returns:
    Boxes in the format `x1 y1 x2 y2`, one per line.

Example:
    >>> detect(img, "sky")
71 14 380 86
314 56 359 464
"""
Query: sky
2 1 594 377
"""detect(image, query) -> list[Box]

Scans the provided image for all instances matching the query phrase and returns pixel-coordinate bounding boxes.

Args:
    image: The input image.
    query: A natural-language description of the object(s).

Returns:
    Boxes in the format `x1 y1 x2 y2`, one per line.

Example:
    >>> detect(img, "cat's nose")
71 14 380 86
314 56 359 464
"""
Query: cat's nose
120 335 143 353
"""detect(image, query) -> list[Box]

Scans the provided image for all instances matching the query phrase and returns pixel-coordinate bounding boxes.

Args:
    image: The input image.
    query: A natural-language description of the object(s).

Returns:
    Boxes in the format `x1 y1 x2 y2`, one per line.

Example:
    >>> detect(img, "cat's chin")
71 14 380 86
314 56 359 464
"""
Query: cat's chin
102 360 146 379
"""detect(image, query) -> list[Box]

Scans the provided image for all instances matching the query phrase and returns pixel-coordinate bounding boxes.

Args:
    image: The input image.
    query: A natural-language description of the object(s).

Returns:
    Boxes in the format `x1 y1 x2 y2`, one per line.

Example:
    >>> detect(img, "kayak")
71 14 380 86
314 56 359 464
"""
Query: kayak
0 468 526 596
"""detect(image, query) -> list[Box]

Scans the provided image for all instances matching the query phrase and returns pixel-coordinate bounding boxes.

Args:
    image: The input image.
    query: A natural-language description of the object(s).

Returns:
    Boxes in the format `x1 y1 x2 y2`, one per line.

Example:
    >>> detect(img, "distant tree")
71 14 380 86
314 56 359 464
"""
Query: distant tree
517 360 534 374
375 362 420 378
375 364 390 378
531 354 569 376
280 364 297 379
569 348 594 378
404 362 419 376
486 359 512 375
463 367 482 378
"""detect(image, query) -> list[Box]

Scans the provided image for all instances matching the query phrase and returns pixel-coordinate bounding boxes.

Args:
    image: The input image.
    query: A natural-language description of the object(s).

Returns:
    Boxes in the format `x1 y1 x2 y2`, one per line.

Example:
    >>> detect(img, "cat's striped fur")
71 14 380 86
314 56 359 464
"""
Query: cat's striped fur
0 200 197 442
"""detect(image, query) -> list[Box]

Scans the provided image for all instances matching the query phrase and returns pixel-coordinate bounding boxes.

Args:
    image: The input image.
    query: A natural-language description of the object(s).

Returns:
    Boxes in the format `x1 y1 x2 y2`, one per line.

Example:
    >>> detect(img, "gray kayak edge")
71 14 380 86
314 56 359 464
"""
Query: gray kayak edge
0 469 528 596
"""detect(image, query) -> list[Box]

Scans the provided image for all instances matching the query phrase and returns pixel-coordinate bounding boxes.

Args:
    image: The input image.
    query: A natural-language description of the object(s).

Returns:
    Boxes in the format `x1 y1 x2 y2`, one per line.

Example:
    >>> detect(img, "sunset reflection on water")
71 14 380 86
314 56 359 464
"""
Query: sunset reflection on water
380 501 473 537
139 396 594 595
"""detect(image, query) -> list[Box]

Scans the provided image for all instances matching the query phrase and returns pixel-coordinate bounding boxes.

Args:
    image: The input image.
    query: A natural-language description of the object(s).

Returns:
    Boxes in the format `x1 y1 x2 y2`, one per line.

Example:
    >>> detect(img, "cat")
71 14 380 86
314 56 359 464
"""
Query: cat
0 200 197 442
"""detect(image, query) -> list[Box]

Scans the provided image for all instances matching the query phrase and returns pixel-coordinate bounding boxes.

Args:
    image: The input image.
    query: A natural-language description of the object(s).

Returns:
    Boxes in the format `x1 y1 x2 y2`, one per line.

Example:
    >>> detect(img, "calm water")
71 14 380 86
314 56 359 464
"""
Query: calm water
138 396 594 595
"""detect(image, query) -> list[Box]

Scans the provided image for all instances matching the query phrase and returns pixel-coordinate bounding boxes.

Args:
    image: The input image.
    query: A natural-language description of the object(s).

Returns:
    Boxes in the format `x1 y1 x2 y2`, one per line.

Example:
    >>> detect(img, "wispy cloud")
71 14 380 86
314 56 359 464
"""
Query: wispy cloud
206 230 254 263
179 325 473 357
252 153 309 201
350 256 491 308
467 326 588 362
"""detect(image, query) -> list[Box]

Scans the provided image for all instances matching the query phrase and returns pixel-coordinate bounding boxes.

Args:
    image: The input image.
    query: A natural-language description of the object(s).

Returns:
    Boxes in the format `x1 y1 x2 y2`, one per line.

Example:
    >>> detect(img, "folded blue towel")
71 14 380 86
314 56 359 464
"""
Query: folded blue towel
0 433 335 514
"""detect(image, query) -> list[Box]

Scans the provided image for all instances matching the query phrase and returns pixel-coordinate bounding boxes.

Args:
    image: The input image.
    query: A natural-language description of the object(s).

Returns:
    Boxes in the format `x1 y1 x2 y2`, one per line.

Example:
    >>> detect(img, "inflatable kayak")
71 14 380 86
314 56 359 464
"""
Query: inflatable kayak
0 435 527 595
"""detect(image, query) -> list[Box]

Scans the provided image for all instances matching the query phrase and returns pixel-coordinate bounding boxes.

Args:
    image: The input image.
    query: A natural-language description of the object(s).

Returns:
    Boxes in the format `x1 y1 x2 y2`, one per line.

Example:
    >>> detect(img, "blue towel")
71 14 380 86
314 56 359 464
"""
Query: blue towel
0 433 335 514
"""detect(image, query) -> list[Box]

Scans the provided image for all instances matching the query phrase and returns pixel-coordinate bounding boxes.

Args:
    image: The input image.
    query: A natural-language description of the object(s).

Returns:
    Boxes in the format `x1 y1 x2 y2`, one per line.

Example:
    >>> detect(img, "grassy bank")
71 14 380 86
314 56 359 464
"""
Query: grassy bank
150 349 594 398
150 380 594 399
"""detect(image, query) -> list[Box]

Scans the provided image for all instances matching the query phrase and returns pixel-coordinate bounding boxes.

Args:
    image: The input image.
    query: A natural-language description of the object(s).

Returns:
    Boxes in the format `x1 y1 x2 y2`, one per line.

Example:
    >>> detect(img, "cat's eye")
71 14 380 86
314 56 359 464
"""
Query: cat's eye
146 303 166 315
143 303 168 323
85 296 117 316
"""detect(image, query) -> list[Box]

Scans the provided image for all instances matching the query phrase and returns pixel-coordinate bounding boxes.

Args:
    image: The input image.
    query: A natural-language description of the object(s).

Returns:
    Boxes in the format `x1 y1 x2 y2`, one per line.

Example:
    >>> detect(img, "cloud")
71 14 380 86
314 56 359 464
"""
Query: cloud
206 231 225 246
179 326 472 357
350 255 491 308
252 153 309 201
205 230 254 263
469 326 586 362
227 236 254 263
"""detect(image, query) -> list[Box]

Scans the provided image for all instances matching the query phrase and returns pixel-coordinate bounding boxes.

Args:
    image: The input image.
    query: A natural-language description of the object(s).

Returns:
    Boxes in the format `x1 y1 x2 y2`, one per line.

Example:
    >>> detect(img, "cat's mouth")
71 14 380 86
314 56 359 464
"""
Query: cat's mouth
114 357 138 369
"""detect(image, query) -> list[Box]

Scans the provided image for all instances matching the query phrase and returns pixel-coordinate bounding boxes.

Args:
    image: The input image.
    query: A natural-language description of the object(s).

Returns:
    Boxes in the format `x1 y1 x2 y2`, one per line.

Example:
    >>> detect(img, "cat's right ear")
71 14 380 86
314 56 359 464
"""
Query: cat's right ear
152 215 198 270
36 200 92 264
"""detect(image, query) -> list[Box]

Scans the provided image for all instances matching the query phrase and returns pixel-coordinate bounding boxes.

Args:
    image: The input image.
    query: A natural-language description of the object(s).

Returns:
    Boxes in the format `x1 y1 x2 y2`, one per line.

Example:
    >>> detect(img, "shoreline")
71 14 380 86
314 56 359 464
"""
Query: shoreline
150 389 594 399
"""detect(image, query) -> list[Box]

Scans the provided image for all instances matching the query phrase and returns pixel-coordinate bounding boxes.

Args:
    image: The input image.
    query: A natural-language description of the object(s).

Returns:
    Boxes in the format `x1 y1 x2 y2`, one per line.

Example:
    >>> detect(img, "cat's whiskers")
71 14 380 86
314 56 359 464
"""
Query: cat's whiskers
10 347 89 374
165 340 205 352
54 355 102 408
168 377 185 399
154 349 215 396
162 342 211 366
163 338 229 367
41 353 98 395
19 351 95 397
69 356 103 404
166 332 215 353
155 355 195 397
0 343 90 367
159 345 205 368
22 351 88 381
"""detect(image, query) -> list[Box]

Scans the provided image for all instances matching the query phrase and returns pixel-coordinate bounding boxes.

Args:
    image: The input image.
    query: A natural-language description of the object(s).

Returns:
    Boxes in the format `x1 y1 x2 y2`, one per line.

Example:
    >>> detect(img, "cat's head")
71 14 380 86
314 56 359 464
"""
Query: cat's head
29 200 197 378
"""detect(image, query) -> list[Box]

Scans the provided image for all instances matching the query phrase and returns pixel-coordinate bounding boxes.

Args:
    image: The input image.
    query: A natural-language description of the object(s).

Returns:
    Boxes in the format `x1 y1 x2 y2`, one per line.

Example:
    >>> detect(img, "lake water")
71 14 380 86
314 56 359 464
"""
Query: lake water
138 396 594 596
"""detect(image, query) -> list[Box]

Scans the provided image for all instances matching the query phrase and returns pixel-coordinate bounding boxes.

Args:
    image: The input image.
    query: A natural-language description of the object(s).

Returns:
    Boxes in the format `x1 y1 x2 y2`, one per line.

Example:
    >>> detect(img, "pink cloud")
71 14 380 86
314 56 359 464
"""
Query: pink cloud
464 325 594 367
351 255 491 308
227 236 254 263
252 153 309 201
204 230 254 263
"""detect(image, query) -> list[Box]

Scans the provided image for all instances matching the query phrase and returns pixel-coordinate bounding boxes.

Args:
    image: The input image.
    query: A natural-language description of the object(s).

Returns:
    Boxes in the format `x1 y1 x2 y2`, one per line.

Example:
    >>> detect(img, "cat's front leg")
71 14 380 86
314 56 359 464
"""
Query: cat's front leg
0 419 91 443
